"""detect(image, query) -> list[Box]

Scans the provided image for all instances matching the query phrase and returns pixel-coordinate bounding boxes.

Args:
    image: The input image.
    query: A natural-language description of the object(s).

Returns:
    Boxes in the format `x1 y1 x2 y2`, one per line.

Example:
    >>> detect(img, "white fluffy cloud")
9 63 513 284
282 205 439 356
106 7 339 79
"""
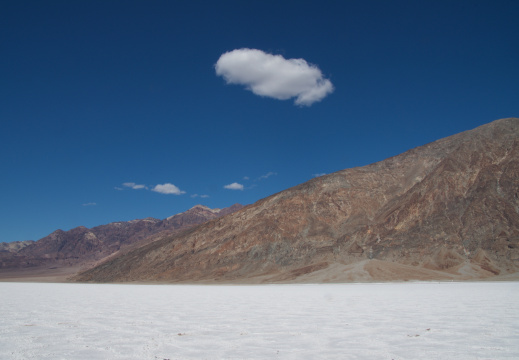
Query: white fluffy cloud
152 183 186 195
224 182 244 190
123 182 147 190
215 48 334 106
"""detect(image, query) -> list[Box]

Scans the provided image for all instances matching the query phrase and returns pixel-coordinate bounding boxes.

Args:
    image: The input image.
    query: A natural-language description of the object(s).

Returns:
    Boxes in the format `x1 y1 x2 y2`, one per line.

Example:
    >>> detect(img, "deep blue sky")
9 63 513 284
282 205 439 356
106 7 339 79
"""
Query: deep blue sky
1 0 518 243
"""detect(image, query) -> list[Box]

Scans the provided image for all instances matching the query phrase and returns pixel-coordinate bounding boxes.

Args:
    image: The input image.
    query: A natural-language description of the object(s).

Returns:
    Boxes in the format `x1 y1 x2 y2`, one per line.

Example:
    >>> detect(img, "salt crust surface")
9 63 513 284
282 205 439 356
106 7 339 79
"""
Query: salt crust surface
0 282 518 359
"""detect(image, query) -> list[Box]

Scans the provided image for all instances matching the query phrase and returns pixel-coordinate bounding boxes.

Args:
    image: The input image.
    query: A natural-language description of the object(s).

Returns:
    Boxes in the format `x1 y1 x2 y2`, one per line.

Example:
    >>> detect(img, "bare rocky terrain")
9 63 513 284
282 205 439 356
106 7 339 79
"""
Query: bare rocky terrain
74 118 519 283
0 204 243 281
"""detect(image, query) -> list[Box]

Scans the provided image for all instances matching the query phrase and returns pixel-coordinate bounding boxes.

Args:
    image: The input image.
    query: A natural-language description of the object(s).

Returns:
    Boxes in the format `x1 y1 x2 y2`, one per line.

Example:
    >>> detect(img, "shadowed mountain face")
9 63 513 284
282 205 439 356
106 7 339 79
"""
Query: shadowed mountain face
0 204 243 271
75 118 519 283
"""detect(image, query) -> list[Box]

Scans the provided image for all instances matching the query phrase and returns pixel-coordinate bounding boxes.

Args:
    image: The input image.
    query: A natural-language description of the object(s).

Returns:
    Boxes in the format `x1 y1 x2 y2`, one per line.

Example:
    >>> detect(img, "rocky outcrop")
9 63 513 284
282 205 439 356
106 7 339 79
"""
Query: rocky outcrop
75 118 519 283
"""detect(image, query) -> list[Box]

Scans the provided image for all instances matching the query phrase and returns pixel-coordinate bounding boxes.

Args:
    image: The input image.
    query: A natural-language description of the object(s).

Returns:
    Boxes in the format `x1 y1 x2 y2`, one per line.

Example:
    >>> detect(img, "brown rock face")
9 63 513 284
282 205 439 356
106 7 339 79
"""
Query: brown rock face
75 118 519 283
0 204 243 272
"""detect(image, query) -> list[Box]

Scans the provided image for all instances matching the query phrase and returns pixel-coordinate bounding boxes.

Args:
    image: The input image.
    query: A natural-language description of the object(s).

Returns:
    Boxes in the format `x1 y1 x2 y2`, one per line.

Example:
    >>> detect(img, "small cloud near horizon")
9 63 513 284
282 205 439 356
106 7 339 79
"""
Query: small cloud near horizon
215 48 334 106
258 171 277 180
82 202 97 206
313 173 327 177
191 194 210 198
152 183 186 195
123 182 148 190
224 182 244 190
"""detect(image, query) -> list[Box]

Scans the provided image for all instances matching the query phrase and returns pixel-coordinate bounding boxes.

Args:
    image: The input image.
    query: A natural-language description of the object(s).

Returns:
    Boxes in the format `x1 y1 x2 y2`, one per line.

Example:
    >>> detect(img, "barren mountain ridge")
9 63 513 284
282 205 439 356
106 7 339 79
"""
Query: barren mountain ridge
75 118 519 283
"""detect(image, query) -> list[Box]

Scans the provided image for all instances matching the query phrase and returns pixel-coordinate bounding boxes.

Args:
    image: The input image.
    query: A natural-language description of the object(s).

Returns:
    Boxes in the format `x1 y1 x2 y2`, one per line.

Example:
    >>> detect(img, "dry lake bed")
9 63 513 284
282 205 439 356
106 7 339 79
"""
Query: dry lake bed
0 282 518 359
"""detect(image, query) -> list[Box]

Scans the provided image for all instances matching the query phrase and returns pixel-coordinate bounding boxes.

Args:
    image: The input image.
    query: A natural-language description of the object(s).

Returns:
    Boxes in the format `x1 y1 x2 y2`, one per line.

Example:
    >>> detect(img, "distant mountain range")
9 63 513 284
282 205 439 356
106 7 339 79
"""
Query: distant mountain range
0 204 243 274
73 117 519 283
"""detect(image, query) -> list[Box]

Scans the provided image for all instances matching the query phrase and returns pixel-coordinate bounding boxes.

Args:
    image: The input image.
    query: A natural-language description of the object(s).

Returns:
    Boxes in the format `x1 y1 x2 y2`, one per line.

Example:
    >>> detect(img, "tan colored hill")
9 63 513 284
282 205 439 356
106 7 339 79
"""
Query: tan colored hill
75 118 519 283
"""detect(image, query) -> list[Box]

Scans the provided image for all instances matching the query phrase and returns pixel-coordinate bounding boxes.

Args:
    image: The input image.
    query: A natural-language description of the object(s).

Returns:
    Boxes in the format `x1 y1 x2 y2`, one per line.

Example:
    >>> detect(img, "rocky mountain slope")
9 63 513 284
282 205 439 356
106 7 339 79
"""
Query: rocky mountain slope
0 204 243 272
75 118 519 283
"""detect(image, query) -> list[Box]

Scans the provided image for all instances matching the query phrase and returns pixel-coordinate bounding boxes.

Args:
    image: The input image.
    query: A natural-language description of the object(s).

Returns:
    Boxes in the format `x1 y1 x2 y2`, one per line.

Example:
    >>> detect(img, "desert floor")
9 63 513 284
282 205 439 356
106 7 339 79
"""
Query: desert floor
0 282 518 359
